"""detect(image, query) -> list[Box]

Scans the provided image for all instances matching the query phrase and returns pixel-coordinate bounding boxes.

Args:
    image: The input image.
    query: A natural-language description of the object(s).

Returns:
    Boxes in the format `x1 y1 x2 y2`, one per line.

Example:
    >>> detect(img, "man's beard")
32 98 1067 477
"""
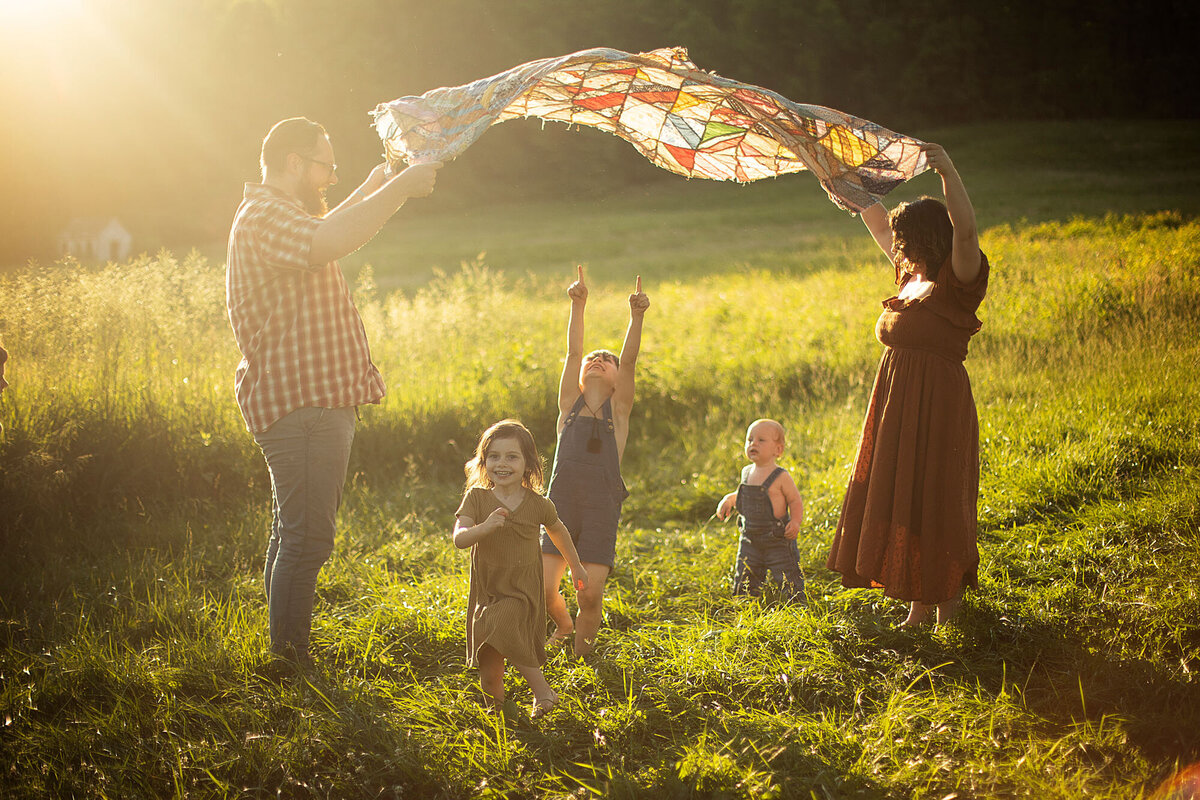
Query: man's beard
298 181 329 216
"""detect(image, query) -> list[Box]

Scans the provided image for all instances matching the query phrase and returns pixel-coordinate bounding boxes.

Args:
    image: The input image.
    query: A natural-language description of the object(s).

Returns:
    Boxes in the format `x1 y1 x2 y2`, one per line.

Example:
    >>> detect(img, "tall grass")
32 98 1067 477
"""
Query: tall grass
1 122 1199 798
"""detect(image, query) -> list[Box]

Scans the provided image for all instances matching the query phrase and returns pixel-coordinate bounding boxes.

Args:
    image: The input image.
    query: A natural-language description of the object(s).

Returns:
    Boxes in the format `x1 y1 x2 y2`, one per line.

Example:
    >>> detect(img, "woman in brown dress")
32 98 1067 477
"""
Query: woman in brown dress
826 143 987 627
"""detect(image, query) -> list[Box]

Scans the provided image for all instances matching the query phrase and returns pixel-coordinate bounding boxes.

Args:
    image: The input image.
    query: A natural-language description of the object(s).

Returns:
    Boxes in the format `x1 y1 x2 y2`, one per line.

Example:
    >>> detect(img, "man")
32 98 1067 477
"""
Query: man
226 117 440 668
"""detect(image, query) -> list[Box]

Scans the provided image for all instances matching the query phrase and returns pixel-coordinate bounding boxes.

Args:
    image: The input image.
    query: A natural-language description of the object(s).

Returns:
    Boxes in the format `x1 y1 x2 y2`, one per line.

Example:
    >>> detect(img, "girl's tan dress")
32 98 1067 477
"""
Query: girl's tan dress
827 253 990 603
457 487 560 668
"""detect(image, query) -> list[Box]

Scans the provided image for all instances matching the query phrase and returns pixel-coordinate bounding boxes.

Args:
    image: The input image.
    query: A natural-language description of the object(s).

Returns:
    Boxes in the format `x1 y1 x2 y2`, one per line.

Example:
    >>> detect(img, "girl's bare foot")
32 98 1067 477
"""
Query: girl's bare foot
547 627 574 648
531 690 558 720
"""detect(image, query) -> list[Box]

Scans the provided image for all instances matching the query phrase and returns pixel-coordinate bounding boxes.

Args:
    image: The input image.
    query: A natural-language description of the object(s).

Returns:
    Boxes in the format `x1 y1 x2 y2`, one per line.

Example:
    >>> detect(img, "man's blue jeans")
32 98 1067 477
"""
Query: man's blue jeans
253 406 356 659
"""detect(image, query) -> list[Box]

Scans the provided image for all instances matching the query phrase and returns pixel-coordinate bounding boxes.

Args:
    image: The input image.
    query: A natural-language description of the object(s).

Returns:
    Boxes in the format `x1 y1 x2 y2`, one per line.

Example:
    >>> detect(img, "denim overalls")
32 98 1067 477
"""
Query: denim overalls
541 395 628 568
732 466 806 601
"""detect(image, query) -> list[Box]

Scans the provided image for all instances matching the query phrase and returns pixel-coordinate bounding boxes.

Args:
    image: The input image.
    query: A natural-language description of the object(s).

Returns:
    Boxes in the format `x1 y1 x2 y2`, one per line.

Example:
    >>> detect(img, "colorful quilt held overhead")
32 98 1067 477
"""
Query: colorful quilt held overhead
372 47 929 213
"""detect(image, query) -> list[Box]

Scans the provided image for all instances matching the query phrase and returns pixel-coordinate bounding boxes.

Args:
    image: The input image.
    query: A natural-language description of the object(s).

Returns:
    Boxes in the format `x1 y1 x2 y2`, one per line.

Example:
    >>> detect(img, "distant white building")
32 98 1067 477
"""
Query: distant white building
57 217 133 263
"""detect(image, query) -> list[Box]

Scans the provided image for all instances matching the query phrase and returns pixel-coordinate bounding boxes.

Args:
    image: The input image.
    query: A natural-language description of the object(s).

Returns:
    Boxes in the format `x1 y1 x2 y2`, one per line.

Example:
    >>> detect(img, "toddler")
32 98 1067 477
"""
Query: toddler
716 418 806 602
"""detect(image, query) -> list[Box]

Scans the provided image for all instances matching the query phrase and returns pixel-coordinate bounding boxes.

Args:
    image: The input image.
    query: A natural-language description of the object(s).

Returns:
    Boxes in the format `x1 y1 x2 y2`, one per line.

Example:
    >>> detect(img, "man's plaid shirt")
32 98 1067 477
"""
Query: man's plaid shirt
226 183 385 433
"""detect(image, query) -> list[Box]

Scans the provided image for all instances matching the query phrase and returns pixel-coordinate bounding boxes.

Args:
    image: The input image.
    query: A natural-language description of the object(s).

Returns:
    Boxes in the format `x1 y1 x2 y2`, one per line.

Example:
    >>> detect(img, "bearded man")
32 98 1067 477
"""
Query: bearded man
226 117 440 670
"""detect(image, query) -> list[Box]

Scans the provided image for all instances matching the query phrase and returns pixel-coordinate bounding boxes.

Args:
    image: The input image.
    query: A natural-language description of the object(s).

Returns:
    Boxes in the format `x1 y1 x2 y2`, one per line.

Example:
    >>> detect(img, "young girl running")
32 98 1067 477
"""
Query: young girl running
453 419 589 719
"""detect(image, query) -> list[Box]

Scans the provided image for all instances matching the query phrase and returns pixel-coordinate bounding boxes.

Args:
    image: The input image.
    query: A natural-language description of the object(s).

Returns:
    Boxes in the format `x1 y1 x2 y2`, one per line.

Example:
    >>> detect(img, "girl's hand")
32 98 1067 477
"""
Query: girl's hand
785 519 800 540
629 275 649 316
571 564 590 591
484 507 509 530
567 265 588 304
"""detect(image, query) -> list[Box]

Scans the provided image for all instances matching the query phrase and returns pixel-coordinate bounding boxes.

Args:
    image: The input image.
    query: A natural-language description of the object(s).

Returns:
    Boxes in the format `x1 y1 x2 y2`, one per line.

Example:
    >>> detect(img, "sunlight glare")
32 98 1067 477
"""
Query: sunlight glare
0 0 84 26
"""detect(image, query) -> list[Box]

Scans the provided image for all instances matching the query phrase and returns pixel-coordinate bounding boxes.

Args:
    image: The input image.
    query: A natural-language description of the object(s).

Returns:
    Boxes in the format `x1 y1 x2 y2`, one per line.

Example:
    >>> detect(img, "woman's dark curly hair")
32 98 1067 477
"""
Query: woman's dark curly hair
888 196 953 283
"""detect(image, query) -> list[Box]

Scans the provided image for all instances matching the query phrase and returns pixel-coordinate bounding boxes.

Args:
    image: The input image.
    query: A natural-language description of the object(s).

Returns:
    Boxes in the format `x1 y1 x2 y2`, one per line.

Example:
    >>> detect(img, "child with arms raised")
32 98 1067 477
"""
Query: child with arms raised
453 419 588 719
543 266 649 657
716 418 807 602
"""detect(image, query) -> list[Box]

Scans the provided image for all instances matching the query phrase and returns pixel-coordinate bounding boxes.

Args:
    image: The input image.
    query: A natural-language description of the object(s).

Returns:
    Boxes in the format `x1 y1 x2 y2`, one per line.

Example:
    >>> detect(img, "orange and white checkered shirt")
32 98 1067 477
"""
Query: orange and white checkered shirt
226 183 385 433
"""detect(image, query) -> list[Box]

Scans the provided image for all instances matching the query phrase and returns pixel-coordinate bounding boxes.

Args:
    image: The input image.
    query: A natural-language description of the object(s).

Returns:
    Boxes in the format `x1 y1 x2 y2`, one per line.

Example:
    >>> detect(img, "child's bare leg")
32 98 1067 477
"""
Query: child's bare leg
515 664 558 718
574 562 610 657
477 645 505 708
542 553 574 644
901 600 934 627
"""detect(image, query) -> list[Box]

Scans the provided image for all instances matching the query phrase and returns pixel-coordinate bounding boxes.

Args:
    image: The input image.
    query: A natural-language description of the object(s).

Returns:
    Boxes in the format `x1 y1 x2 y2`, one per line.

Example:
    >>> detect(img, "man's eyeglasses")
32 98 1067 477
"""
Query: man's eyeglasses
301 155 337 175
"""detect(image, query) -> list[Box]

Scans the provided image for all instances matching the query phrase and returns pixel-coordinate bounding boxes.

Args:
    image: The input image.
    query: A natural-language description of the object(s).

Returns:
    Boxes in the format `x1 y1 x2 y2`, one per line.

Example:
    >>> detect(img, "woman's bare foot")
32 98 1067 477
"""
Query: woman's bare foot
900 600 934 628
935 595 962 625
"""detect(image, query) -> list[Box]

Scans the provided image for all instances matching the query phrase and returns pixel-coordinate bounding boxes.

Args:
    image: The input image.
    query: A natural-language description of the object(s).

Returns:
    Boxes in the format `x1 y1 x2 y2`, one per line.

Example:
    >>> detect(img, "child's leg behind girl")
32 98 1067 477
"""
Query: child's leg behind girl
544 556 609 655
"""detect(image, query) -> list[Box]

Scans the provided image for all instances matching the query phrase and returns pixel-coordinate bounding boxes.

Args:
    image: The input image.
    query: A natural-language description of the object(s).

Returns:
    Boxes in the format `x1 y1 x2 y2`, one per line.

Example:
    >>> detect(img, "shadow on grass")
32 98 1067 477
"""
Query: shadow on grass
888 598 1200 764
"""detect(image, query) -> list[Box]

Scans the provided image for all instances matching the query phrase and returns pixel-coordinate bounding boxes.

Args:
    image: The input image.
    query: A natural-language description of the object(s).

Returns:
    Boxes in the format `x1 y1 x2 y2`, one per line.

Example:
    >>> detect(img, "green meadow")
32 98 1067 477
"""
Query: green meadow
1 121 1198 798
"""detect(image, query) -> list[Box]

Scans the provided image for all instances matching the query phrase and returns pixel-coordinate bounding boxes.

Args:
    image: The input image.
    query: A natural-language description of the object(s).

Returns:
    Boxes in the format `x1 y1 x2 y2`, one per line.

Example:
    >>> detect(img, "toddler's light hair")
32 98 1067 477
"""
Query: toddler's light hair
748 418 786 449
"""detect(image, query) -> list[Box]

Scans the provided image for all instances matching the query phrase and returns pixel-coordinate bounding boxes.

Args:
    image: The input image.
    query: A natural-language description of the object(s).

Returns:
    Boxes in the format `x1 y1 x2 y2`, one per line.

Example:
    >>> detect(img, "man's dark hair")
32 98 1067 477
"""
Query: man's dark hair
260 117 327 179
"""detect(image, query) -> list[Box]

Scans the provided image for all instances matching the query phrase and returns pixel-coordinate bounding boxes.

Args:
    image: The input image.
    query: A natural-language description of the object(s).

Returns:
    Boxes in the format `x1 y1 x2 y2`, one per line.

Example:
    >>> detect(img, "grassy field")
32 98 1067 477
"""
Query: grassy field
1 121 1198 798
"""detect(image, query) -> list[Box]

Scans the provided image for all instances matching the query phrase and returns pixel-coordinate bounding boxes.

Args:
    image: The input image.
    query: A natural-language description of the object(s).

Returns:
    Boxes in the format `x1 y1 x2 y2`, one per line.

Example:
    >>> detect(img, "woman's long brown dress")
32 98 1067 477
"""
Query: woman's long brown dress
827 253 990 603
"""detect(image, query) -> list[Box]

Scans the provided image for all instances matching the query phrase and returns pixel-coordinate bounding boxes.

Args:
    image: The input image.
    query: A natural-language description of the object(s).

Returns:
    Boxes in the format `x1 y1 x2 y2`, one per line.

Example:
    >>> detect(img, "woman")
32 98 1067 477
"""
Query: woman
826 143 987 627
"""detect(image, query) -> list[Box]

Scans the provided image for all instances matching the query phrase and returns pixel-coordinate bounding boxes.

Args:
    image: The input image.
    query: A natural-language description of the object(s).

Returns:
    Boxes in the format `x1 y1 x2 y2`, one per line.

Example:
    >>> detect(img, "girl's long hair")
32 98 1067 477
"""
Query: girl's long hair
464 419 545 493
888 196 953 283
